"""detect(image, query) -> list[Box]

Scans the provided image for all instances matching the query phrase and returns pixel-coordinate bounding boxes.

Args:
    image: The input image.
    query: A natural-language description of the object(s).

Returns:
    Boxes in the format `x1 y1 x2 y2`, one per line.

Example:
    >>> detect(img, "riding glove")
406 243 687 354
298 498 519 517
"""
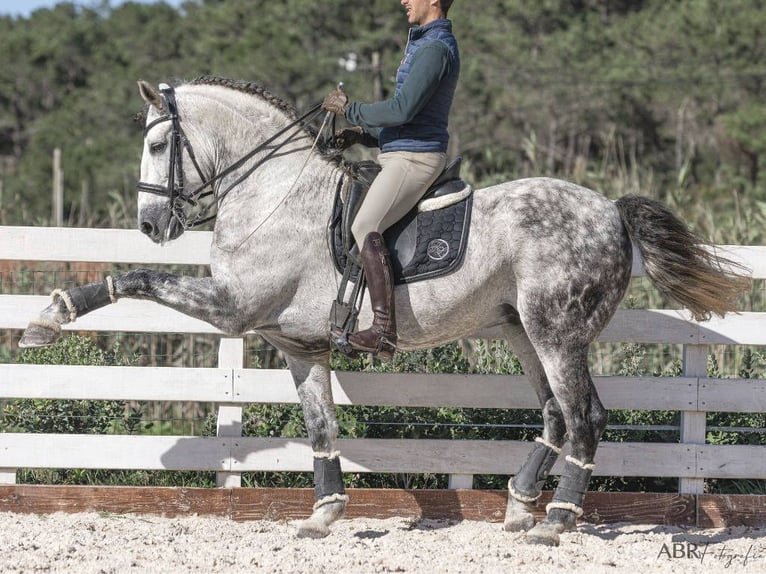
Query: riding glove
322 88 349 116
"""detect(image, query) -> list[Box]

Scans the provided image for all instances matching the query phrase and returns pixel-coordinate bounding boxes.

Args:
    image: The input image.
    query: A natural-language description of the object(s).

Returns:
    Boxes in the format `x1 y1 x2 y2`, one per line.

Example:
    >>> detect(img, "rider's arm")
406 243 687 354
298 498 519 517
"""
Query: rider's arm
344 41 452 132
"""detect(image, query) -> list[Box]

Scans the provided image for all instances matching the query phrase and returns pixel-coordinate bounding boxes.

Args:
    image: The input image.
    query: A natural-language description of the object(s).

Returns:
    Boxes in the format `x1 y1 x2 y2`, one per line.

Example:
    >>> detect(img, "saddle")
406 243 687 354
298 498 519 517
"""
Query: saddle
328 156 474 355
329 156 473 283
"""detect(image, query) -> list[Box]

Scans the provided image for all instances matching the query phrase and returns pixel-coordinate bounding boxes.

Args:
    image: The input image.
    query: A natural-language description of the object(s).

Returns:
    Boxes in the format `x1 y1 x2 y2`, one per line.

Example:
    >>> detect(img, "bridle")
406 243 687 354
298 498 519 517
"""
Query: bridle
136 83 324 232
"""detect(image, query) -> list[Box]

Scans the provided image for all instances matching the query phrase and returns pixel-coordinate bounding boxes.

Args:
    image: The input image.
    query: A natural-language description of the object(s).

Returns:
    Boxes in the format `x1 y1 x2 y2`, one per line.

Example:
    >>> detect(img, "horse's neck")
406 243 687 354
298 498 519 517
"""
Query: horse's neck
181 85 342 276
211 136 342 266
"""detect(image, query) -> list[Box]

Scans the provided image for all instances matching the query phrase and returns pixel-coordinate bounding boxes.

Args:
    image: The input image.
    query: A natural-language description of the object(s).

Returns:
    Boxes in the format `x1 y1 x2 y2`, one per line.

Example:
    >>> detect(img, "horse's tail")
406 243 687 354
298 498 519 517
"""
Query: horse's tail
615 195 750 321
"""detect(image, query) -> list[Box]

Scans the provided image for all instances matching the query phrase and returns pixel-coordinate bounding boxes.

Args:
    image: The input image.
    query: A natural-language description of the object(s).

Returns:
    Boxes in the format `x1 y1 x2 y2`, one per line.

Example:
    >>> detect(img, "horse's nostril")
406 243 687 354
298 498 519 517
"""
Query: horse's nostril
140 221 155 236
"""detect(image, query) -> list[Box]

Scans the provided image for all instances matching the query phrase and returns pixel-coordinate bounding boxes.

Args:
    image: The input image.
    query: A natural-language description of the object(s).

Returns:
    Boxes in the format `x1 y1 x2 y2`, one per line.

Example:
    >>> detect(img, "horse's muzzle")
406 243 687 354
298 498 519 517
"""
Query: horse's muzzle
139 206 183 244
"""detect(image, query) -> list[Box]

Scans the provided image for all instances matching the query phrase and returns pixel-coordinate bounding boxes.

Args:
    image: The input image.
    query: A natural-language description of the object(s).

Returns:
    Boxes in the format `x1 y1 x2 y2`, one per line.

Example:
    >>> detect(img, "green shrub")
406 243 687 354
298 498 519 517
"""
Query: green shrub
3 335 158 485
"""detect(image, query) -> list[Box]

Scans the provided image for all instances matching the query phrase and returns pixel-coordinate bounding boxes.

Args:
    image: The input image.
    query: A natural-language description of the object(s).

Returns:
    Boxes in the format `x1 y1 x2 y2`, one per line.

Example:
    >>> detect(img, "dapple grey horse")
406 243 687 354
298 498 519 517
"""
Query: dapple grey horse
20 77 749 545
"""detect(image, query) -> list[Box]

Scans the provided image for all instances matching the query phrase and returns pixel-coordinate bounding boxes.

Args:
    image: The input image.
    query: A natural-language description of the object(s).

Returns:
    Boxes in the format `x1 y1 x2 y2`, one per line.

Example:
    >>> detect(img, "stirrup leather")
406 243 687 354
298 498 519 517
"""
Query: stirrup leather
329 256 365 358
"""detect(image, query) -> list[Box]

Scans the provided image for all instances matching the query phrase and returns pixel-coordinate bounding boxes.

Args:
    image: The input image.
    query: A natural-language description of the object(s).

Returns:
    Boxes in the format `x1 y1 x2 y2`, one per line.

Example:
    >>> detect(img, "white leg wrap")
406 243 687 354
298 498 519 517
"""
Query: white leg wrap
51 288 77 322
535 436 562 454
507 478 541 503
313 493 349 512
565 455 596 471
106 275 117 303
313 450 341 460
546 501 584 517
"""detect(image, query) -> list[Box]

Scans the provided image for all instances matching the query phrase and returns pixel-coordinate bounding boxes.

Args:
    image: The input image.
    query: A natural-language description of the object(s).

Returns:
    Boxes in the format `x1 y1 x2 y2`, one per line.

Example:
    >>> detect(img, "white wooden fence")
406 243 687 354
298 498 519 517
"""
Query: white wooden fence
1 225 766 493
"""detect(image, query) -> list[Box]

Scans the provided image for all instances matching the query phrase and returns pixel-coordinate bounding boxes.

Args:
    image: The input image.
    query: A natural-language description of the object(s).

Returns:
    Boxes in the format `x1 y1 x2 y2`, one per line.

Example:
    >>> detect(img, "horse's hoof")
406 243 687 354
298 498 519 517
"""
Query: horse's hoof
295 497 346 539
503 512 536 532
503 494 538 532
18 322 61 348
296 519 330 539
525 520 565 546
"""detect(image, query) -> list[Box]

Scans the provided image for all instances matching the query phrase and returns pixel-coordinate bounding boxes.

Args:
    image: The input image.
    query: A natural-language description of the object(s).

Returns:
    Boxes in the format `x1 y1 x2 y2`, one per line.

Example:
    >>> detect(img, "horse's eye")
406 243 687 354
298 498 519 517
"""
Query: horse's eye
150 141 167 154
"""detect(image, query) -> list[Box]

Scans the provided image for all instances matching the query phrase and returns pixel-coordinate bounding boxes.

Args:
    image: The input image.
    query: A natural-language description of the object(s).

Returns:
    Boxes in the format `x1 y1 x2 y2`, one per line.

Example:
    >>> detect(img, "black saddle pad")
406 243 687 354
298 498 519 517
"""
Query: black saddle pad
329 160 473 285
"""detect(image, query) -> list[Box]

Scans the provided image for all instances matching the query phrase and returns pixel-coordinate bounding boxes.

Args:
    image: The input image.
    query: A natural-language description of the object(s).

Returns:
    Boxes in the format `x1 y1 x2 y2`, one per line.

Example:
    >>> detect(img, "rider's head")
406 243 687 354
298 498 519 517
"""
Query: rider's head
402 0 452 25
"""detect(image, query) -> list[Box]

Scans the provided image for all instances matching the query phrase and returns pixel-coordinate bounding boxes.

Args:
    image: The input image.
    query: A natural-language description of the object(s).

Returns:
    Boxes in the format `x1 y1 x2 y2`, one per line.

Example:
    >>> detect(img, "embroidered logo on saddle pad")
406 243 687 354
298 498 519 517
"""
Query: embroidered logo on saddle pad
329 159 473 285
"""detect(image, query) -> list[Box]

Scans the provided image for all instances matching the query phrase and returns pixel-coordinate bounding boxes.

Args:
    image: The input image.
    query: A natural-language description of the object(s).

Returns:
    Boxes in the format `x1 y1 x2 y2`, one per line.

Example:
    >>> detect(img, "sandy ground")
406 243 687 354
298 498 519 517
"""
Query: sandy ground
1 512 765 574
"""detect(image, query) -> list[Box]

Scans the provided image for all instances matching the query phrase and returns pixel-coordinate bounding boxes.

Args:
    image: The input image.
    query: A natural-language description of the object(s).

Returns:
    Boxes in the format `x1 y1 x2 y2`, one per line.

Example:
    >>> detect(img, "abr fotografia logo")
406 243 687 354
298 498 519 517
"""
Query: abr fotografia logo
657 540 763 568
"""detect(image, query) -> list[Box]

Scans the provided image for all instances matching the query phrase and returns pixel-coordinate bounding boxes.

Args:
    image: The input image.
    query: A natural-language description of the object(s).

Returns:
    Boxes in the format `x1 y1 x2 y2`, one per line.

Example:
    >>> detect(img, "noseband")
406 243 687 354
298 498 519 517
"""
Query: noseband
136 83 323 231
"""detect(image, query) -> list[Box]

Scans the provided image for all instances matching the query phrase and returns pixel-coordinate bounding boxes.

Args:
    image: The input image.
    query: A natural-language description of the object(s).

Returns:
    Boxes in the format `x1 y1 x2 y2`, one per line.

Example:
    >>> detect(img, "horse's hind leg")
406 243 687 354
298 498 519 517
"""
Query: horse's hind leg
286 355 348 539
503 323 567 533
525 347 607 546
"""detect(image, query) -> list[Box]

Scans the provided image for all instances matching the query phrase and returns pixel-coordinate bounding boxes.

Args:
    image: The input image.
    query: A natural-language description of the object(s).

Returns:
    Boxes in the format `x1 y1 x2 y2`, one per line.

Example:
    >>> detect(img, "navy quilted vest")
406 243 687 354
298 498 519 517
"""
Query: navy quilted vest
379 19 460 153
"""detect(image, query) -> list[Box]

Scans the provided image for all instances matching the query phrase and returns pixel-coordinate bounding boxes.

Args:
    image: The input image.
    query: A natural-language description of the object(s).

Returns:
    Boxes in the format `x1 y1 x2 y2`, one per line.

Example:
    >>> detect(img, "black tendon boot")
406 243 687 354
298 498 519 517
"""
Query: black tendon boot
347 232 397 360
547 455 594 518
509 438 561 502
525 455 594 546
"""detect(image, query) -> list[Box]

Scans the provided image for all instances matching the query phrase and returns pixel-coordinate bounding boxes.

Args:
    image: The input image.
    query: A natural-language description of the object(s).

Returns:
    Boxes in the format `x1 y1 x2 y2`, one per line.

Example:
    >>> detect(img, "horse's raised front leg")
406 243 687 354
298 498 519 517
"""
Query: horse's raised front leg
503 324 567 533
20 269 241 347
525 348 607 547
287 355 348 539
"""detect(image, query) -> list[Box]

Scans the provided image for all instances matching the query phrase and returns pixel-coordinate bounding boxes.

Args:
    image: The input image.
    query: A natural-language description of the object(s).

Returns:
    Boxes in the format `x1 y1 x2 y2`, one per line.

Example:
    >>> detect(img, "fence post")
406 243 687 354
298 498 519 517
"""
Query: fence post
448 474 473 490
216 337 244 488
52 147 63 227
679 344 707 494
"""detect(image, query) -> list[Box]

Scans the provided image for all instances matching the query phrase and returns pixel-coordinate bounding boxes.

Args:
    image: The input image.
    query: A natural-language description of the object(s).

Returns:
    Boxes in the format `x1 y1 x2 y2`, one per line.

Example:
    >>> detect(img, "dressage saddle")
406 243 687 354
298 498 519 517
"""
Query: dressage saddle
329 156 472 283
328 156 474 355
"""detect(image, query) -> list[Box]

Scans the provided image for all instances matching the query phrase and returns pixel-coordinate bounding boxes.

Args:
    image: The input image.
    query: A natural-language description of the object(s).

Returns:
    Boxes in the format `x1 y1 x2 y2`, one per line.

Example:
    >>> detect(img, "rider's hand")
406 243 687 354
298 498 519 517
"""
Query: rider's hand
322 88 349 116
334 126 364 149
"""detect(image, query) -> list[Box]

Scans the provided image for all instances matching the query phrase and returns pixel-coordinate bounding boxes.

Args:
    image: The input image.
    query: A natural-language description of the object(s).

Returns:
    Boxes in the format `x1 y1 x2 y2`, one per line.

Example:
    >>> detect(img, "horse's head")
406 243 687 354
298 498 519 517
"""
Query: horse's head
136 76 326 245
136 80 183 243
137 80 217 243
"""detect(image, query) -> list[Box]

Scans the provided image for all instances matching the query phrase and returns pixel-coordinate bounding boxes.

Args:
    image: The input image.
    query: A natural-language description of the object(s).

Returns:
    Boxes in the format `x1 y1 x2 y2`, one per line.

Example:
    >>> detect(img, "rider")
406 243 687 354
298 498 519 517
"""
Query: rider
322 0 460 360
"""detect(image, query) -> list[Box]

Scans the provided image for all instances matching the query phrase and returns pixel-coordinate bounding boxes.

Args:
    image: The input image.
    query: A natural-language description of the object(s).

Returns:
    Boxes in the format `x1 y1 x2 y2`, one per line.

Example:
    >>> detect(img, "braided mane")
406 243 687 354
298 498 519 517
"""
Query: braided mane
190 75 300 120
189 75 333 151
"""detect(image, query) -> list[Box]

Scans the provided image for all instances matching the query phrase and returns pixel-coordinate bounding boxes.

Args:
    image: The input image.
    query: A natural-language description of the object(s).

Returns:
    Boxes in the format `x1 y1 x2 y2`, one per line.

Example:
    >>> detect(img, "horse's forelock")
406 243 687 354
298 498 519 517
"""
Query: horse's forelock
133 103 152 128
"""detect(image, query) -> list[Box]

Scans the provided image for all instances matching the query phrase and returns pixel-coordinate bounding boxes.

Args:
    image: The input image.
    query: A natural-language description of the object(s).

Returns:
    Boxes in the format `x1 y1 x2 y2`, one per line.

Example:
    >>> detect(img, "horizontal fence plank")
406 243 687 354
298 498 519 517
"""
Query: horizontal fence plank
3 228 765 280
239 369 700 411
697 445 766 480
0 364 234 402
1 365 699 410
5 294 766 344
8 364 766 413
3 485 762 528
233 438 696 478
721 244 766 279
0 434 230 471
698 494 766 528
0 486 712 527
2 435 763 480
700 378 766 413
0 226 213 265
0 485 234 518
480 309 766 345
0 434 703 478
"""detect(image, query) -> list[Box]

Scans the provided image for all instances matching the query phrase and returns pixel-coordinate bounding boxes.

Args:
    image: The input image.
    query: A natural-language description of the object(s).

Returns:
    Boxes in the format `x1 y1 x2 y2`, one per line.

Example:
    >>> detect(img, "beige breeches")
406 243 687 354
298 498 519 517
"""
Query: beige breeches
351 150 447 246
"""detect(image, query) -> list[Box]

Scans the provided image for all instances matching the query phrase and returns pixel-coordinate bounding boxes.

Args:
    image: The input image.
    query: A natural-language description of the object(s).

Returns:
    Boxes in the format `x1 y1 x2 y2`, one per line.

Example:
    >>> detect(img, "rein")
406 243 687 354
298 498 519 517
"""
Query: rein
137 83 324 231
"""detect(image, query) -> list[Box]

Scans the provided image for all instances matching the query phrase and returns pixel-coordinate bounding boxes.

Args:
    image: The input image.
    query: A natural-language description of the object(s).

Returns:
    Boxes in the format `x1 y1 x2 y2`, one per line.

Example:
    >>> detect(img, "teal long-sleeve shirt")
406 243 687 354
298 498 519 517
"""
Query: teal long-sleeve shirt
344 40 454 141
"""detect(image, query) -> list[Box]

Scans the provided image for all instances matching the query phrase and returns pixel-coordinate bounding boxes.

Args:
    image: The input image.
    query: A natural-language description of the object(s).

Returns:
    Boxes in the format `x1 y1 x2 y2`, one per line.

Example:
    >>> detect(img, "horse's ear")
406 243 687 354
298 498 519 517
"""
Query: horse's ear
137 80 163 110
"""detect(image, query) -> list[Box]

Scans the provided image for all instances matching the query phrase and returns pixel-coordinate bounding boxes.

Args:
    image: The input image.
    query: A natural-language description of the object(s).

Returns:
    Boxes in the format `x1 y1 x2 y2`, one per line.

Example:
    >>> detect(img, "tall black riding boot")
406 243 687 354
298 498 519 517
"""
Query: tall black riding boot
348 232 397 360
